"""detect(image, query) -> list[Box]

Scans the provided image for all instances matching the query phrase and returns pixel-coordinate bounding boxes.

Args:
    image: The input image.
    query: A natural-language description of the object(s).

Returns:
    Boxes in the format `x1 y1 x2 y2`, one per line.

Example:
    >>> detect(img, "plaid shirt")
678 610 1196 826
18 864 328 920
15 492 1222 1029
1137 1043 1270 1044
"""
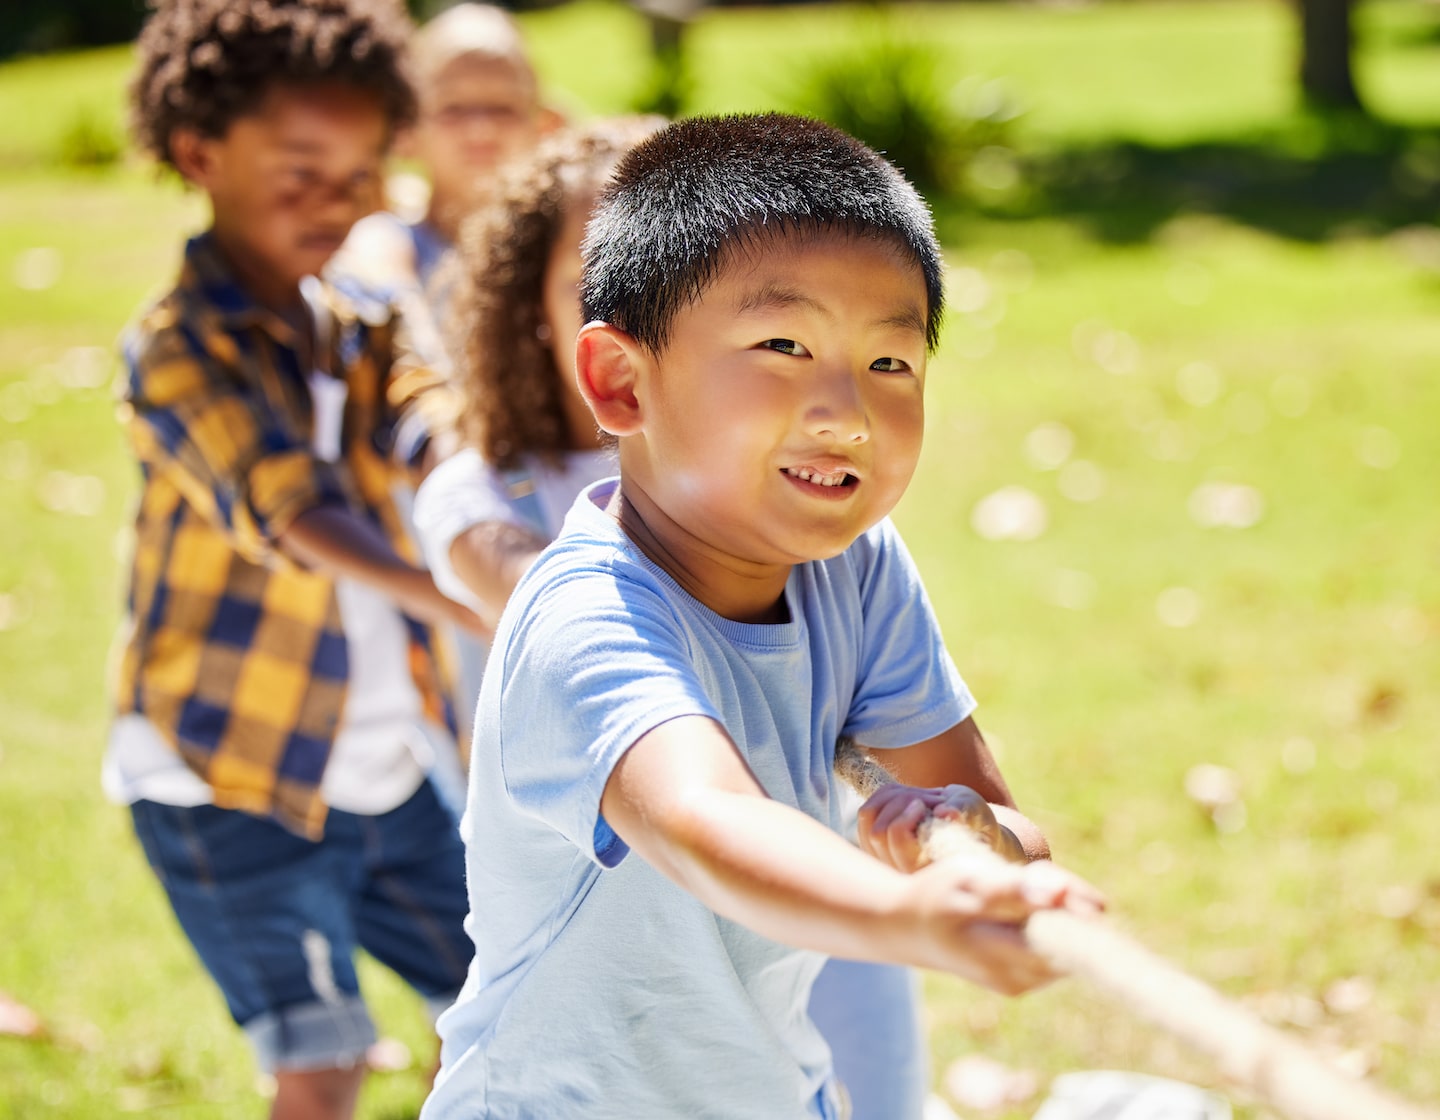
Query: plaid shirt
114 234 459 838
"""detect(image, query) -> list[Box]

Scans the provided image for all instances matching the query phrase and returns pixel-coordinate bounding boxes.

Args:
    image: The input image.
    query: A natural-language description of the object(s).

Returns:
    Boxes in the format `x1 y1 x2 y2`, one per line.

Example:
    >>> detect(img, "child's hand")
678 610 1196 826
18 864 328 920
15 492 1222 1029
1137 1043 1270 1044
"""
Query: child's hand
903 856 1103 995
858 784 1024 872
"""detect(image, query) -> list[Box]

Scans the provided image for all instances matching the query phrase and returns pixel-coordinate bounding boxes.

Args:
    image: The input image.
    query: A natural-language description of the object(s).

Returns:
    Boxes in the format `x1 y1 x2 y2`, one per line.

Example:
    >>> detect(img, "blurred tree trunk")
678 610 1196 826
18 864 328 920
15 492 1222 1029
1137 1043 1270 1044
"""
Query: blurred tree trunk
1297 0 1363 111
632 0 701 117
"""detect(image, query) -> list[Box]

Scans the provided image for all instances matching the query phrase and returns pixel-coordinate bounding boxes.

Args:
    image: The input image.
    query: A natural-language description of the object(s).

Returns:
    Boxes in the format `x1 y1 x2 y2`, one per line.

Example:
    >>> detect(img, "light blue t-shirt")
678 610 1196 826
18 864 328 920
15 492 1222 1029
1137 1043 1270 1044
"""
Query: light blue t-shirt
424 480 975 1120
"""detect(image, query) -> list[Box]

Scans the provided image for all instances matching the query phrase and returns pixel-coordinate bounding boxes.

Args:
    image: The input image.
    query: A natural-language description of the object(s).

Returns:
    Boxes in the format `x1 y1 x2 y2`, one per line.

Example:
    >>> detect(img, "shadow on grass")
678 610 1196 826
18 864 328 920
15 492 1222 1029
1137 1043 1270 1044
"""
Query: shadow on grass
942 114 1440 244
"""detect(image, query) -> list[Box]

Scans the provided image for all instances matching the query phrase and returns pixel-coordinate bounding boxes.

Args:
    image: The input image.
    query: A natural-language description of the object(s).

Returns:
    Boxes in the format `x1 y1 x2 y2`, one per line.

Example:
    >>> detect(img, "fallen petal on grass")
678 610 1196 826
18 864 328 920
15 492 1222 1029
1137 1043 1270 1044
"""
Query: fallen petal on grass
1057 459 1106 501
1185 763 1241 814
1374 883 1422 921
1356 426 1401 469
1157 586 1203 628
1024 421 1074 470
1177 360 1224 406
1323 976 1375 1016
0 992 45 1039
943 1054 1039 1113
12 247 61 291
366 1036 413 1072
1188 482 1264 529
971 486 1047 542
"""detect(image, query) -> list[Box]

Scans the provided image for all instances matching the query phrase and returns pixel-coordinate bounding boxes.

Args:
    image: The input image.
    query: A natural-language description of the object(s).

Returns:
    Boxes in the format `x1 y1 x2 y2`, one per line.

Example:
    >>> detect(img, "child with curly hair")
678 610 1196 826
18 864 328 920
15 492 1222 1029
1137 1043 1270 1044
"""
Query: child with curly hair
113 2 482 1116
410 121 657 635
411 117 962 1120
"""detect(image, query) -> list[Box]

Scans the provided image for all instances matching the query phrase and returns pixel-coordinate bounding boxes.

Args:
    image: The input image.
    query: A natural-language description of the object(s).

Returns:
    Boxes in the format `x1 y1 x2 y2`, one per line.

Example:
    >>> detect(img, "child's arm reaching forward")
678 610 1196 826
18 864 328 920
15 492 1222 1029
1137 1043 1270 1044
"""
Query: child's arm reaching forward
599 714 1100 997
279 504 488 637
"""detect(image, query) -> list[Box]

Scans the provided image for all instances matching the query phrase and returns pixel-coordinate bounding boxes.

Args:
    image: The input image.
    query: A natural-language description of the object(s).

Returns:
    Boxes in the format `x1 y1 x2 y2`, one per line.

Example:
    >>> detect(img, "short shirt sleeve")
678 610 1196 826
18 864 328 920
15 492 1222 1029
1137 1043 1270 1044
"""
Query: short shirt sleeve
122 316 348 566
492 557 723 867
412 448 535 612
842 519 976 749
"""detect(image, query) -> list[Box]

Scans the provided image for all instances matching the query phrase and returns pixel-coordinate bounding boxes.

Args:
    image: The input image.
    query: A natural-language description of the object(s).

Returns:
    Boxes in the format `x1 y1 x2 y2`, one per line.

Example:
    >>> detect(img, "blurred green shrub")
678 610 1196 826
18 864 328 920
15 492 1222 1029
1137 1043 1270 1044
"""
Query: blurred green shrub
56 108 122 168
788 31 1021 199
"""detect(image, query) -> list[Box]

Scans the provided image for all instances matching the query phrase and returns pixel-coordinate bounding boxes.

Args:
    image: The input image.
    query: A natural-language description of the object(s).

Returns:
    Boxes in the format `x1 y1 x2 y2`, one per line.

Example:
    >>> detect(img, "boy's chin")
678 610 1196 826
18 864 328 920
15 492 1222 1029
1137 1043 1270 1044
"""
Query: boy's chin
780 530 871 565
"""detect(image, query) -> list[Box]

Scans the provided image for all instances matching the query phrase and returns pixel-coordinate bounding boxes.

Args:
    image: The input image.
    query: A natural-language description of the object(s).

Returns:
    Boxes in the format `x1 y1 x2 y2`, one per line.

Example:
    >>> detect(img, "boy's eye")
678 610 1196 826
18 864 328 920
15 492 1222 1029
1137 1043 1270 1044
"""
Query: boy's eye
759 338 810 357
870 356 910 373
435 103 524 127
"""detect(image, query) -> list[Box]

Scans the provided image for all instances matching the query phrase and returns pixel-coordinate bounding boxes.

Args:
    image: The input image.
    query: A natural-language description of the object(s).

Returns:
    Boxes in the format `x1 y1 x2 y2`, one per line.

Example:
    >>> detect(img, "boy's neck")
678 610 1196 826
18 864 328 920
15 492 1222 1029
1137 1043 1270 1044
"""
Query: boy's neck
604 483 792 625
208 223 307 319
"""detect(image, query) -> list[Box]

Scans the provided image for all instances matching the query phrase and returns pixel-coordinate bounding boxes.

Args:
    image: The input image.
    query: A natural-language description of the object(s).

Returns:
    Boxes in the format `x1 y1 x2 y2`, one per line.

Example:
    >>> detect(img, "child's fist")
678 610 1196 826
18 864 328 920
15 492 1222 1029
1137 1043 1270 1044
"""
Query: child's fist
858 784 1023 872
905 857 1103 994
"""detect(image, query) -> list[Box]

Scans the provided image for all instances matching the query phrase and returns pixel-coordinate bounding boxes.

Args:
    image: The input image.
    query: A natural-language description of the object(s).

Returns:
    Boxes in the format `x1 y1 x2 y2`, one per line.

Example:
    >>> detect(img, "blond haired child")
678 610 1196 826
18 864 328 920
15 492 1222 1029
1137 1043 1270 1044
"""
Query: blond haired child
341 3 557 298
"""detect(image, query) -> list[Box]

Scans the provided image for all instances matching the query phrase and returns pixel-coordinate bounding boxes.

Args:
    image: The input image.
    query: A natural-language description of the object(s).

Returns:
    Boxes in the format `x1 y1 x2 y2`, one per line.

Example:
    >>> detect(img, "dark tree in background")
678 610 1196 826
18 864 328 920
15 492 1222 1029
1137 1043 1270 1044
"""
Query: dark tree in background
1 0 146 56
1297 0 1363 111
0 0 431 57
0 0 1367 121
631 0 699 117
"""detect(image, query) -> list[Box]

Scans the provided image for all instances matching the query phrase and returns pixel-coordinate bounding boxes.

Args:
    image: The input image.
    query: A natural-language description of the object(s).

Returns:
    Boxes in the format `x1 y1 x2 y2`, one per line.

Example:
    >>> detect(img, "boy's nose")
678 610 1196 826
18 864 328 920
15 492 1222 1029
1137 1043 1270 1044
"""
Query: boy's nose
316 177 374 223
805 368 869 444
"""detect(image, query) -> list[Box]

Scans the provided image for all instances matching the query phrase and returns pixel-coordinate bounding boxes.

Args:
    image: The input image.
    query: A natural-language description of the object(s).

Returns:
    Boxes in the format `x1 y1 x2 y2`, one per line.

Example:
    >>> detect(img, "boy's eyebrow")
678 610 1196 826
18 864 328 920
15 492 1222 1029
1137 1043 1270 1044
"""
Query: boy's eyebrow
875 304 928 336
733 283 822 318
735 283 926 336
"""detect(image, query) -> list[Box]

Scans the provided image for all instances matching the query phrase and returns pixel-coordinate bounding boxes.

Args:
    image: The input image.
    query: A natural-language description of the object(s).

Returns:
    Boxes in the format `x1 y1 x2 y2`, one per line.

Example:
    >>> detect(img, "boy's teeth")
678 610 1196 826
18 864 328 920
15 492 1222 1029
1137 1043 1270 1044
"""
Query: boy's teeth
786 467 847 487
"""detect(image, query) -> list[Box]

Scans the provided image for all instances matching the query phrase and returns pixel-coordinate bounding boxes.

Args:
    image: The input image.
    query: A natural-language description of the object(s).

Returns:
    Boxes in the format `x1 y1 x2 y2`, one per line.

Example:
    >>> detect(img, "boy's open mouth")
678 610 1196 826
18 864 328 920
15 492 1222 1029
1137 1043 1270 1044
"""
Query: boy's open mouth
782 466 857 489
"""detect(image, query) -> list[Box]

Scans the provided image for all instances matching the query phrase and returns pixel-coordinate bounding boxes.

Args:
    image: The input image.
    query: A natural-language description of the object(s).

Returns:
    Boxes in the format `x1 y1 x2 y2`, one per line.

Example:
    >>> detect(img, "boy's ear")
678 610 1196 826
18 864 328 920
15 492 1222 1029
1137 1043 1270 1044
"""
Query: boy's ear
576 322 645 436
536 105 567 136
169 127 217 189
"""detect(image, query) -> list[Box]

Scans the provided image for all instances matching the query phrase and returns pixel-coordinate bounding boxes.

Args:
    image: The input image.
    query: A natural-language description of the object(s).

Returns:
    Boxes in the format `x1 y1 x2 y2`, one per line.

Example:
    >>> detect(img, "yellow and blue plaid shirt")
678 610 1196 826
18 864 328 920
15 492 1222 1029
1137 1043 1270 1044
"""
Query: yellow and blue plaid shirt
114 234 459 838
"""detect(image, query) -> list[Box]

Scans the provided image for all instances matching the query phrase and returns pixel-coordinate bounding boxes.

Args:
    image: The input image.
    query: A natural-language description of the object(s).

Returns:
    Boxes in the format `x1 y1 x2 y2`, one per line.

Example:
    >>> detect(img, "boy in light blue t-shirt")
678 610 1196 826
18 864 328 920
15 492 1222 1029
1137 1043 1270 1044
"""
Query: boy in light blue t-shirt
424 114 1102 1120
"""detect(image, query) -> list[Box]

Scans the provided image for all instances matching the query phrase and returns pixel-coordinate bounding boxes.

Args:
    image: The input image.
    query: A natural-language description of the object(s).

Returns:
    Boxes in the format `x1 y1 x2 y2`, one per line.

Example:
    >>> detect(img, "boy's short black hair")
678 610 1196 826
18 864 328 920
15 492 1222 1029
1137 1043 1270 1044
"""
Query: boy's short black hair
580 113 946 354
131 0 417 171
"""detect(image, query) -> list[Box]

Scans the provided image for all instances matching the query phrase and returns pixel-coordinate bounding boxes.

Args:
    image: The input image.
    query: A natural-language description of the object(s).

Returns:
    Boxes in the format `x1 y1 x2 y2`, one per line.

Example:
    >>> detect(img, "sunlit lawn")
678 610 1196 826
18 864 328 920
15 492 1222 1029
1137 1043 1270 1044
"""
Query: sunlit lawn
2 2 1438 1117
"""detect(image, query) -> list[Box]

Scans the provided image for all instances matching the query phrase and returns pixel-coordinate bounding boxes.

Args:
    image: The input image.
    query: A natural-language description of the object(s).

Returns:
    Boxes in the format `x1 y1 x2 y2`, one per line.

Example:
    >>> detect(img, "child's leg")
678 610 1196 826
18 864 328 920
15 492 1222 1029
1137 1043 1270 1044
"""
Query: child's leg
349 779 472 1028
271 1067 366 1120
129 800 382 1119
809 958 929 1120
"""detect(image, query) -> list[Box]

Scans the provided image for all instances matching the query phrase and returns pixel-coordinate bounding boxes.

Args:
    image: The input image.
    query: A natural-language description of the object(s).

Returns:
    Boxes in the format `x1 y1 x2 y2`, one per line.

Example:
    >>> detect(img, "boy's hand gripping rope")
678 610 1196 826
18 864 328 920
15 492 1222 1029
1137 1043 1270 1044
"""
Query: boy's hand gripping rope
832 738 1439 1120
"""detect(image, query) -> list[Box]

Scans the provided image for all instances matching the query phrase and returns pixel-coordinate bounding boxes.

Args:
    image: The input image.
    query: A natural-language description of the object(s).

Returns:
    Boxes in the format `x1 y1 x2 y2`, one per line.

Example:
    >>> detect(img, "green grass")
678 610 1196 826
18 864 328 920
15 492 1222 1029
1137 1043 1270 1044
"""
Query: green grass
2 2 1439 1117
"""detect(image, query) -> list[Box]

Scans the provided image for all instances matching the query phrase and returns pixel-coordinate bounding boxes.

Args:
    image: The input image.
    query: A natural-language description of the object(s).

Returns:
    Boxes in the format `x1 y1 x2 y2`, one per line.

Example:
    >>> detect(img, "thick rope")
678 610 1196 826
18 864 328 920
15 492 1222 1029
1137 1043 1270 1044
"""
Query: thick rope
832 737 1439 1120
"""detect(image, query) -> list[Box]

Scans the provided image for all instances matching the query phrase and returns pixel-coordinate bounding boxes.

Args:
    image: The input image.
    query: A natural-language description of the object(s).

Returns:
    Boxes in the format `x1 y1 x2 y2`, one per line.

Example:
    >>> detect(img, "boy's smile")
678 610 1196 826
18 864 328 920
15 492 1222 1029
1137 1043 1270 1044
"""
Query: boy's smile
594 230 930 622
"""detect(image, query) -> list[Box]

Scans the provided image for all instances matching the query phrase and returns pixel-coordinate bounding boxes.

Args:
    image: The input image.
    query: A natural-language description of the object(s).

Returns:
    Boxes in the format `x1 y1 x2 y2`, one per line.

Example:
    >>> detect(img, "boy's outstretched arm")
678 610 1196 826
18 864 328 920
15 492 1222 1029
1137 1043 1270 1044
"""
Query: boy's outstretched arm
279 505 488 637
854 716 1049 865
600 715 1096 997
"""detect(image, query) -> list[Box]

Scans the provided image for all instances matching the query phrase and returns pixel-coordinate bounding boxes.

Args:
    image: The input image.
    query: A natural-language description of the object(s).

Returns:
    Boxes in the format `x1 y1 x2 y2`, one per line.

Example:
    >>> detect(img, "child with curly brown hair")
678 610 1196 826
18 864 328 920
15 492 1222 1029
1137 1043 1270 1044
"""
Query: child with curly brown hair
411 117 955 1120
112 3 483 1116
409 121 656 636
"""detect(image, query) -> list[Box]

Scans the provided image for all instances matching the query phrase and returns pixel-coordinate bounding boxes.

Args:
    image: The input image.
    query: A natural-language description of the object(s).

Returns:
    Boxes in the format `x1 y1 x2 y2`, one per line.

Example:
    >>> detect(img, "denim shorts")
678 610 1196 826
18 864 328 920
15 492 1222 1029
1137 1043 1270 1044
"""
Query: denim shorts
131 780 472 1073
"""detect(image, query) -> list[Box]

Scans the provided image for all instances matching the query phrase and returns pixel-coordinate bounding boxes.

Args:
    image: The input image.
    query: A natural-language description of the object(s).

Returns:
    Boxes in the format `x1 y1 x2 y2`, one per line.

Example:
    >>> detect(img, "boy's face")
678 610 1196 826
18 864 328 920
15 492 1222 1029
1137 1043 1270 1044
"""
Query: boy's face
625 231 930 571
177 82 388 306
409 56 540 208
